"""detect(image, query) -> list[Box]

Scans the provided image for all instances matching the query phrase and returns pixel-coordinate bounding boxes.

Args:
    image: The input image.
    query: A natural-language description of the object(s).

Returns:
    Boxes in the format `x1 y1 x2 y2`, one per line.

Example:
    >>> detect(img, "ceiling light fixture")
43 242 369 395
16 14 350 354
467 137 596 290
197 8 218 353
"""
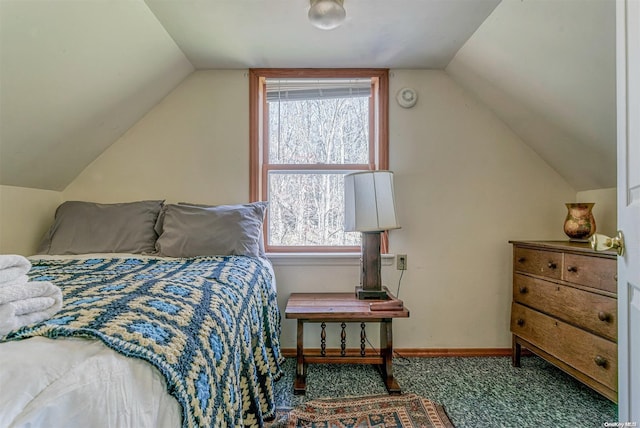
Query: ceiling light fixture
308 0 346 30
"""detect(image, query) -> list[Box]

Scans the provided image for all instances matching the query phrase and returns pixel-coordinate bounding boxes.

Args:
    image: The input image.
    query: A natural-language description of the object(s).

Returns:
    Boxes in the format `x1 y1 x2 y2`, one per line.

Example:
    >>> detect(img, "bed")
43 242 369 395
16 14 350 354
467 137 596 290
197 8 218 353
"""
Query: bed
0 200 283 428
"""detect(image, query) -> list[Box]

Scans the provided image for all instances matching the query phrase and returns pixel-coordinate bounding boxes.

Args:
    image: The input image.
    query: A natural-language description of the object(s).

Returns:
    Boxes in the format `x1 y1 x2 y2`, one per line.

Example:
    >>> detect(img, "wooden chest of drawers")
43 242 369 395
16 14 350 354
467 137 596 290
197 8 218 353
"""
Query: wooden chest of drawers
510 241 617 402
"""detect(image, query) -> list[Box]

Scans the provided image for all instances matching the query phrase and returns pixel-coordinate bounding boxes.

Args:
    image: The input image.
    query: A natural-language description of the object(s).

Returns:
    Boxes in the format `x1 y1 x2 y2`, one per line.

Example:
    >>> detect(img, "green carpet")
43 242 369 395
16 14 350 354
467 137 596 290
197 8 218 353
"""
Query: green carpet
272 356 617 428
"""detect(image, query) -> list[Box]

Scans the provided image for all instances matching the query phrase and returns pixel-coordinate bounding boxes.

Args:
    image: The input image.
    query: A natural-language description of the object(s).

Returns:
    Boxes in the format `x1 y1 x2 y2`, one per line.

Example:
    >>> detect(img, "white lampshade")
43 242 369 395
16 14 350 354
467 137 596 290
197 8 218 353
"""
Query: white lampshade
344 171 400 232
308 0 346 30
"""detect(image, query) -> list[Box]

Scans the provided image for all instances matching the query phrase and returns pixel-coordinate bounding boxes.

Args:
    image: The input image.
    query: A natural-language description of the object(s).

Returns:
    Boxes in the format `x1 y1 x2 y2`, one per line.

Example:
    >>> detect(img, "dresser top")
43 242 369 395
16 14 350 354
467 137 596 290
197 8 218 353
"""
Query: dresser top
509 240 617 258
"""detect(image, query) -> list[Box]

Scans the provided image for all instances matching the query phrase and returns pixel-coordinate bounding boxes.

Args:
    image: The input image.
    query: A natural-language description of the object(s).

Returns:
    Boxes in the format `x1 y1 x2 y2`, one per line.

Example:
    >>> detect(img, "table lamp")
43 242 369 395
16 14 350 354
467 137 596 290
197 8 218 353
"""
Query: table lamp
344 170 400 300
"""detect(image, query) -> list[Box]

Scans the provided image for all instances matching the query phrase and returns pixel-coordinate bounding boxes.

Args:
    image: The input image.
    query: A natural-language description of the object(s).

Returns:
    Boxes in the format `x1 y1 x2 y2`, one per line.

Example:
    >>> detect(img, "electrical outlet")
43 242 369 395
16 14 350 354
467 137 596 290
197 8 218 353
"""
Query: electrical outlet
397 254 407 270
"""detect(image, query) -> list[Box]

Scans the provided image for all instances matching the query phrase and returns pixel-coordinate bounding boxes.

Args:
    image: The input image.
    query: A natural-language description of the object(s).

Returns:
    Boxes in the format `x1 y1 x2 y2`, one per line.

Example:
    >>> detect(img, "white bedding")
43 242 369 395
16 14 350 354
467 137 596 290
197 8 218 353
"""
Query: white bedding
0 254 183 428
0 253 278 428
0 337 181 428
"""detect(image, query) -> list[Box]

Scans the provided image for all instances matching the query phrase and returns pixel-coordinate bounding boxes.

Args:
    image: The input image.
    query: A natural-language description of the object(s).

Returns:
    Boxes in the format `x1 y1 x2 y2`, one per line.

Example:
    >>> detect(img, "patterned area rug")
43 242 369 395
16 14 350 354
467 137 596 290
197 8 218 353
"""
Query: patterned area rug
266 393 455 427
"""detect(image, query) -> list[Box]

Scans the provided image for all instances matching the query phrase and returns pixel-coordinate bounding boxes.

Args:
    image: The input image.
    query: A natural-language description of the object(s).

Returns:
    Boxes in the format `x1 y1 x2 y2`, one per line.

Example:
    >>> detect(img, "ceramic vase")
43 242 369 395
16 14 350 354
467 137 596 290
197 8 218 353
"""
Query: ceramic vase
563 203 596 241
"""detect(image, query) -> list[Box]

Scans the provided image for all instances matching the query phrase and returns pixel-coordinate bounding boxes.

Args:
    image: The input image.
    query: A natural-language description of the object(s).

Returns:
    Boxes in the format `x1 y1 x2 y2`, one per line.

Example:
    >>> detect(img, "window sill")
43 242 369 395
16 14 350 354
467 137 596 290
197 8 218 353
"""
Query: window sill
266 252 395 267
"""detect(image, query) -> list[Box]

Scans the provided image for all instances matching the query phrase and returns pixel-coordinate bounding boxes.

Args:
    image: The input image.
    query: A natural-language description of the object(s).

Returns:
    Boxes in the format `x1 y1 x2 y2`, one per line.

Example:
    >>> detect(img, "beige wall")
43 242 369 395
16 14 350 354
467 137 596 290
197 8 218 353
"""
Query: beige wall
63 70 250 204
61 69 578 350
387 70 575 348
576 187 617 237
0 185 62 255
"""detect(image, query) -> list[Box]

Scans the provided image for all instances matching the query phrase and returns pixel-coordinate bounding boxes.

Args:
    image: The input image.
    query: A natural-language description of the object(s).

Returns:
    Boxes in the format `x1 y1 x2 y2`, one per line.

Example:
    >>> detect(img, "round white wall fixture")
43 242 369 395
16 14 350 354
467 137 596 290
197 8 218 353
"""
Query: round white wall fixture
396 87 418 108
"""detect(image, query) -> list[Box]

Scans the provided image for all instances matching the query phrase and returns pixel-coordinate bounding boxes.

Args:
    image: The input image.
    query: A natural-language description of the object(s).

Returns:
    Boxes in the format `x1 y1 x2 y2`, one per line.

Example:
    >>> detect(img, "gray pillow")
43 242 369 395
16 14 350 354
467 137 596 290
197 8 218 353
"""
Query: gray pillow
155 202 267 258
37 200 164 255
173 201 268 257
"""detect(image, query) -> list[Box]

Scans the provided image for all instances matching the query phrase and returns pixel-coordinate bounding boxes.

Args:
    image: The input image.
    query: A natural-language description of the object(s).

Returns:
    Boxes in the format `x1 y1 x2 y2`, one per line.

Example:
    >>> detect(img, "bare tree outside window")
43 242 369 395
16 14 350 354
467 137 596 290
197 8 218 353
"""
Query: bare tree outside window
267 85 370 247
268 97 369 165
249 69 389 253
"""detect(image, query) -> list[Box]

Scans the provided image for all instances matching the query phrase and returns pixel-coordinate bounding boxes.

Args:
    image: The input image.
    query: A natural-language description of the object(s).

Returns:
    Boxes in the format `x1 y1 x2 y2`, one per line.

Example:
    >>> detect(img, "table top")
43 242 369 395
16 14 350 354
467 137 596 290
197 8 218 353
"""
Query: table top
285 291 410 320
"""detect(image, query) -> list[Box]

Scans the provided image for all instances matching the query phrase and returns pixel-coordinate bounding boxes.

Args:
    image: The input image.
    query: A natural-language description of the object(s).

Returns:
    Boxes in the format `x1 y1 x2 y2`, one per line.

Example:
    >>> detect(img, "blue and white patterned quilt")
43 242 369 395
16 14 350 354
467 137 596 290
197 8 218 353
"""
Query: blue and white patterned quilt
3 255 283 428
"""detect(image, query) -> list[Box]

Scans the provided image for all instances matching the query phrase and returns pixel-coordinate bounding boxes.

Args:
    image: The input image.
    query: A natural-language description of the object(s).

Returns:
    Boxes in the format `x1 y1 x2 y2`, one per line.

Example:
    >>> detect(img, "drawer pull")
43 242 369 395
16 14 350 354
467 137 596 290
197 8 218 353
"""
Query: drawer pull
516 318 525 327
598 311 612 322
614 274 618 281
517 257 526 263
518 286 528 294
567 266 578 273
594 355 608 367
547 262 557 269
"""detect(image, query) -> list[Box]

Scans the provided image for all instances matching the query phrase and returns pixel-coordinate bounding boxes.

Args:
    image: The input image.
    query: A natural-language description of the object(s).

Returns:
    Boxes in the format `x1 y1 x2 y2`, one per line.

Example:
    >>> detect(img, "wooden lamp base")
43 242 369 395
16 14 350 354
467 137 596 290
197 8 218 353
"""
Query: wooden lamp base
355 286 390 300
357 231 390 300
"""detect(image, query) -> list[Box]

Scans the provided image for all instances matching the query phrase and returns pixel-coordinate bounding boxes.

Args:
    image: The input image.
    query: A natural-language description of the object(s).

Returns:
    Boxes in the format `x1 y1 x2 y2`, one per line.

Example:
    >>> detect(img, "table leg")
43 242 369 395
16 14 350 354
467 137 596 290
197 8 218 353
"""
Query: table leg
379 319 401 394
320 322 326 356
512 335 522 367
294 319 307 394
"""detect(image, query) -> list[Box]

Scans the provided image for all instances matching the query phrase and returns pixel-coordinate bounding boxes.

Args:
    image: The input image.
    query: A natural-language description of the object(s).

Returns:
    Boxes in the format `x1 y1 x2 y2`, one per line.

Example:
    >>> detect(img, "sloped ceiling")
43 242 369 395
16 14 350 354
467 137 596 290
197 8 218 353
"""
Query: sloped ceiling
0 0 616 192
0 0 194 190
143 0 500 69
446 0 616 191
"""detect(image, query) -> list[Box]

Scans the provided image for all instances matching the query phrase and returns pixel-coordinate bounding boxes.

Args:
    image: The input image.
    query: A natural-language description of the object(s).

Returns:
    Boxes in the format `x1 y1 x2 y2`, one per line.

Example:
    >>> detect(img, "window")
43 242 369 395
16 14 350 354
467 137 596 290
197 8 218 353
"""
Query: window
249 69 389 252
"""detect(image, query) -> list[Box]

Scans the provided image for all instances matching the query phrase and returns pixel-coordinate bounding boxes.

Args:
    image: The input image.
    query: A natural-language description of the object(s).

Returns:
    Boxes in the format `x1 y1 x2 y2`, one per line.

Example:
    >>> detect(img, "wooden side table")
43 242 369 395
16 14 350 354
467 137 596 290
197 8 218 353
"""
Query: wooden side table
285 291 409 395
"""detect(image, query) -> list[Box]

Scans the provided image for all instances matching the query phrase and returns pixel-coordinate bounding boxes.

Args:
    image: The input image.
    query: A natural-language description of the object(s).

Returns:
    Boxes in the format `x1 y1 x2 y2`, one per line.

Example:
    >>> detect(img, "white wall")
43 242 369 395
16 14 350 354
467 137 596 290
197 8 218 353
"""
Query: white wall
0 185 62 255
63 69 576 350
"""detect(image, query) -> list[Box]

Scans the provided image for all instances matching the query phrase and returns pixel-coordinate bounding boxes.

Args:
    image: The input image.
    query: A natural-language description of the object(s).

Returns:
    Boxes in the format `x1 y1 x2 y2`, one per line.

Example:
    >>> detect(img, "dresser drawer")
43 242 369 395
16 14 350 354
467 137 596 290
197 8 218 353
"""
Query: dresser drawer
513 247 562 279
564 253 617 294
511 303 617 390
513 274 617 341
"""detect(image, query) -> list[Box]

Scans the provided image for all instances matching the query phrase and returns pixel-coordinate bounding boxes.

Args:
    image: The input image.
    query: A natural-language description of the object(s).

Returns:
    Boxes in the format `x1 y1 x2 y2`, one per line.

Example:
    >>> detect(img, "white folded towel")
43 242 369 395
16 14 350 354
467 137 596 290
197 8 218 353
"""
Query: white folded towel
0 280 61 305
0 281 63 336
0 254 32 285
0 274 28 289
